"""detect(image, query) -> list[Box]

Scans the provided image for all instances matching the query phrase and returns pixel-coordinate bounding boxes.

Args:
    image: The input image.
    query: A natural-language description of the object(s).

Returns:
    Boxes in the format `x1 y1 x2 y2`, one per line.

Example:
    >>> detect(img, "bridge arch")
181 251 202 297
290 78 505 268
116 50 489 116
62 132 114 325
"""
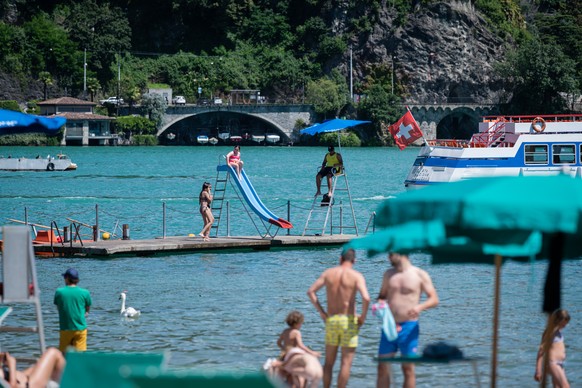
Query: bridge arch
407 104 499 140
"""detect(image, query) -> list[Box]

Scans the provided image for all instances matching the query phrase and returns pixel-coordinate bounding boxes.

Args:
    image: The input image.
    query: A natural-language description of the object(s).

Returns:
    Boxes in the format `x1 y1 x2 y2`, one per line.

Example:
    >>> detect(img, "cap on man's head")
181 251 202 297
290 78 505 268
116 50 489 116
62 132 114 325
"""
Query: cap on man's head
62 268 79 280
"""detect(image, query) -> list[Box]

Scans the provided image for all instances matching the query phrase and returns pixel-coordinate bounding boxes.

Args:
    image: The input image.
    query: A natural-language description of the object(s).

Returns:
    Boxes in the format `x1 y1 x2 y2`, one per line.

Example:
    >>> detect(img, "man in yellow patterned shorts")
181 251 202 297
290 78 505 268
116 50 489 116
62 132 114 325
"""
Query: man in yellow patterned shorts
307 249 370 388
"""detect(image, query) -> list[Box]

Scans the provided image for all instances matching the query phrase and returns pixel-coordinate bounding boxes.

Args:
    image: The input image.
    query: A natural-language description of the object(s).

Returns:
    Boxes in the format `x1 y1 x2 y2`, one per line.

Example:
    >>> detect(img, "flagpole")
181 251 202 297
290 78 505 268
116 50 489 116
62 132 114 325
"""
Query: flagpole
406 106 429 146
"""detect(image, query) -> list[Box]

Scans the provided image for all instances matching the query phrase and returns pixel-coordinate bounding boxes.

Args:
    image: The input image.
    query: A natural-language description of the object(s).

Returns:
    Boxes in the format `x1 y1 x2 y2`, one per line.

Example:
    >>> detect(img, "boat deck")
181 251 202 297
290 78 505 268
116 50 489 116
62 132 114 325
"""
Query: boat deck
32 234 354 258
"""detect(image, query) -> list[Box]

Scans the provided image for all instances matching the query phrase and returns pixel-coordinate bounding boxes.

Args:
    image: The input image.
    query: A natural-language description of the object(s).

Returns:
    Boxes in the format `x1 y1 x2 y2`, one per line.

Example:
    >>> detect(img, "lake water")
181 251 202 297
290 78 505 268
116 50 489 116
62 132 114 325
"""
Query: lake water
0 145 580 387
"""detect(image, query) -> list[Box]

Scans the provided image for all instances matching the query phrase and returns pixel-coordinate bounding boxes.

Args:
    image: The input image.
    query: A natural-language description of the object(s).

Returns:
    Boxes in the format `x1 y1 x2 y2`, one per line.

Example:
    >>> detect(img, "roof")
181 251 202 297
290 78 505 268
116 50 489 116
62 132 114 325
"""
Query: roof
38 97 97 106
53 112 114 121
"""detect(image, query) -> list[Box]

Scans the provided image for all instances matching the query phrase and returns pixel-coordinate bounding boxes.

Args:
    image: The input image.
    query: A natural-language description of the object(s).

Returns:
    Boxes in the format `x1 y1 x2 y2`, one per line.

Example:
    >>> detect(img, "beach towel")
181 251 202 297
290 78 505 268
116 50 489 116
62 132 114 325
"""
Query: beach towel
372 302 398 341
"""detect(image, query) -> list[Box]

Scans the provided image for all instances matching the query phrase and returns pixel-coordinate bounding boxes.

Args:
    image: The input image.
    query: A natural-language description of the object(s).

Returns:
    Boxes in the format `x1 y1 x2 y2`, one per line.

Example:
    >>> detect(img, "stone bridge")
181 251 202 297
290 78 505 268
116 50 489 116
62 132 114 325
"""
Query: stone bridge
157 104 315 142
405 103 499 140
143 102 498 143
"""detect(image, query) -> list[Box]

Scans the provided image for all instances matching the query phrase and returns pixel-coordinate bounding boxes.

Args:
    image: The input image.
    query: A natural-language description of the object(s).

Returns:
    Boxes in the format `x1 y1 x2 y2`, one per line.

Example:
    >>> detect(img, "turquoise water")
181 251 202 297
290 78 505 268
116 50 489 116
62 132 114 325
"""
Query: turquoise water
0 145 580 387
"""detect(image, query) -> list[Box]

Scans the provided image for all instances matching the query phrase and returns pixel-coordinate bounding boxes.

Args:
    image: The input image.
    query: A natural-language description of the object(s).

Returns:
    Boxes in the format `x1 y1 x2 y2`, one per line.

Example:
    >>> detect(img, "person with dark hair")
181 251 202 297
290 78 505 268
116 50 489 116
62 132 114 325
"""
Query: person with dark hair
226 145 244 178
307 249 370 388
54 268 92 353
198 182 214 241
376 252 439 388
315 145 343 197
0 348 65 388
277 311 321 359
535 309 571 387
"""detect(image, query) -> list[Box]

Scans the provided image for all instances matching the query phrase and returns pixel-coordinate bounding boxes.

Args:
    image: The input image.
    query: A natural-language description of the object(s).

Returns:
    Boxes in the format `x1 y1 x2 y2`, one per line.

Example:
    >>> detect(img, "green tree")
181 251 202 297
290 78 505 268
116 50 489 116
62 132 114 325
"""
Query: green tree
141 93 167 129
87 77 100 102
63 0 132 87
306 76 348 119
496 38 578 113
38 71 53 100
358 84 401 146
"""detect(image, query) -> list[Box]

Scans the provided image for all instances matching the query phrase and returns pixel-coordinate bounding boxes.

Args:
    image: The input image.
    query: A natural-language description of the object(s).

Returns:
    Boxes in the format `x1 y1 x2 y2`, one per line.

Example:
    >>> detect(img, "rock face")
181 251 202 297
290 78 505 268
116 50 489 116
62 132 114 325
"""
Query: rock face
352 1 506 104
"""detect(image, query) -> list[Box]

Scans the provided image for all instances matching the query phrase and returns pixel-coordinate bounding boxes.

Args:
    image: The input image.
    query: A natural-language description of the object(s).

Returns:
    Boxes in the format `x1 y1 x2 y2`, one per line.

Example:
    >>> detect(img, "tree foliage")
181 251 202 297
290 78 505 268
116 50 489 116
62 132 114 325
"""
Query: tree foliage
496 38 577 113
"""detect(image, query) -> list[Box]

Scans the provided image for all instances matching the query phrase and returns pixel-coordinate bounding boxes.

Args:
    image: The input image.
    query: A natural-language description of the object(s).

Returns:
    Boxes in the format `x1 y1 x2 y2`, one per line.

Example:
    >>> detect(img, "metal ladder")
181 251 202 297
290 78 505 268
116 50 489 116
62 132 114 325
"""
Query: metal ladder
302 168 358 236
211 157 229 237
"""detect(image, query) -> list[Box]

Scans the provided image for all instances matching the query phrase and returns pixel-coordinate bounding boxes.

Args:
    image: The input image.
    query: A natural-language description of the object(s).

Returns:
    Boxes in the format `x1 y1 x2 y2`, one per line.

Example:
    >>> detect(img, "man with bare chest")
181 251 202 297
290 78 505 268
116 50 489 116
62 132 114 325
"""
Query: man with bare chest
376 252 439 388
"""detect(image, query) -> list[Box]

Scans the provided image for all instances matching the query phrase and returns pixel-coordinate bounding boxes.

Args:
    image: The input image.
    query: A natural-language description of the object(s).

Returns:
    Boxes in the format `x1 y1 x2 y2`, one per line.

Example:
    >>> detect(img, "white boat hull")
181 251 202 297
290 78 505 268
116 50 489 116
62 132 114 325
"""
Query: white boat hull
0 155 77 171
405 116 582 188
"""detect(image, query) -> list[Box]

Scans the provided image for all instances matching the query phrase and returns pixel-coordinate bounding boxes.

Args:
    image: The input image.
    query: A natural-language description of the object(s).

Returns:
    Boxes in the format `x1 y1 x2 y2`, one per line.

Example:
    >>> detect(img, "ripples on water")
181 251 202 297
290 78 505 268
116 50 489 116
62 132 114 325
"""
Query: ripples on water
0 146 580 387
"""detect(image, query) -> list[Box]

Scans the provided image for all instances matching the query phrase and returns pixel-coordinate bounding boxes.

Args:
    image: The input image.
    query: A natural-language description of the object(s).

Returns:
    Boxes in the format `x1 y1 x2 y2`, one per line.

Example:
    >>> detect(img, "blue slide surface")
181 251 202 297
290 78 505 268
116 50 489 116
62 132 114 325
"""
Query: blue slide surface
217 165 293 229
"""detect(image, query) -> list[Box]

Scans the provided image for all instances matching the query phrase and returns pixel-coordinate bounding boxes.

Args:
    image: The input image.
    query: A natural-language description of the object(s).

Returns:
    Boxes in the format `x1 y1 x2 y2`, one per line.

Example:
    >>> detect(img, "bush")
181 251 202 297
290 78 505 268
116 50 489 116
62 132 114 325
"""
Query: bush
0 133 61 146
131 134 157 146
0 100 20 111
318 132 361 147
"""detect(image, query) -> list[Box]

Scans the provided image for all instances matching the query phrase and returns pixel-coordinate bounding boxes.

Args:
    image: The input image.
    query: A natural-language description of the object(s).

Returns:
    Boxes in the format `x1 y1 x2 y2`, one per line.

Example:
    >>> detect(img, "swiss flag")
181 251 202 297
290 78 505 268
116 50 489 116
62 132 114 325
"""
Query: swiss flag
388 111 423 150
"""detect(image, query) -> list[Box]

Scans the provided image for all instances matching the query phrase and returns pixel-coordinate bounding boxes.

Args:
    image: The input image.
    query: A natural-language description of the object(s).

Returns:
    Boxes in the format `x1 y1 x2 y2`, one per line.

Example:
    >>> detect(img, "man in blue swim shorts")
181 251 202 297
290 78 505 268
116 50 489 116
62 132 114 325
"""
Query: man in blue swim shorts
376 252 439 388
308 249 370 388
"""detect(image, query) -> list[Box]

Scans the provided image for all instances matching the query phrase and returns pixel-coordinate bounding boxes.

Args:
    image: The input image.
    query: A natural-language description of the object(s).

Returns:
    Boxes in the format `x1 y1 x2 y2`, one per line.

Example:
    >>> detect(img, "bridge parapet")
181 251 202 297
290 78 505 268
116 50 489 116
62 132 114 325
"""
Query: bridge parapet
159 104 314 141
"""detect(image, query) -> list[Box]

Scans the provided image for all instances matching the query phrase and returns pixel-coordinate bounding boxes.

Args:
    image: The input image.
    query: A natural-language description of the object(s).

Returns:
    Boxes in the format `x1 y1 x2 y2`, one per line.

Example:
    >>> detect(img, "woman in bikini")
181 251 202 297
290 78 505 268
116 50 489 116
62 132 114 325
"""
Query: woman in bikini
535 309 571 388
226 145 244 178
198 182 214 241
1 348 65 388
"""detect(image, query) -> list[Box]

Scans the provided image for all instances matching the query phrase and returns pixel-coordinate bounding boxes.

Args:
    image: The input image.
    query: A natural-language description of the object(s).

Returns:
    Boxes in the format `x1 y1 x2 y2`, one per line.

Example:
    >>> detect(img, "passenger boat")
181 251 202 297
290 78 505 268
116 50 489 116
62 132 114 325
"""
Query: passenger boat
265 134 280 144
405 115 582 188
209 137 218 145
0 153 77 171
197 135 209 144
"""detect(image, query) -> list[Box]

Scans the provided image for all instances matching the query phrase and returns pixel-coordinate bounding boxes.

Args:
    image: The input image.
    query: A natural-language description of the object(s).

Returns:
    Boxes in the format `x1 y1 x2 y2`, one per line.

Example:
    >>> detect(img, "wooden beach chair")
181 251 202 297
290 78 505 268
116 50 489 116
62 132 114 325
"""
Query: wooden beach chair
60 350 169 388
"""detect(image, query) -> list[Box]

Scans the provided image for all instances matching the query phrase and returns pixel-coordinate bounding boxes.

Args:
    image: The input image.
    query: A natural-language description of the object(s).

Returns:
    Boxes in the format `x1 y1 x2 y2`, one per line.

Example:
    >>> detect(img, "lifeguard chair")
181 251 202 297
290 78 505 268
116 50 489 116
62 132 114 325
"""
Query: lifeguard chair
0 225 46 359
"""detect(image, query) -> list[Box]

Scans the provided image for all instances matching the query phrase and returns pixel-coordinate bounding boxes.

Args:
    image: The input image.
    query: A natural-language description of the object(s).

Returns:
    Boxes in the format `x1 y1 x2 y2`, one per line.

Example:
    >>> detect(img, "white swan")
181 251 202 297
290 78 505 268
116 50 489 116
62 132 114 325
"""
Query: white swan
119 291 141 318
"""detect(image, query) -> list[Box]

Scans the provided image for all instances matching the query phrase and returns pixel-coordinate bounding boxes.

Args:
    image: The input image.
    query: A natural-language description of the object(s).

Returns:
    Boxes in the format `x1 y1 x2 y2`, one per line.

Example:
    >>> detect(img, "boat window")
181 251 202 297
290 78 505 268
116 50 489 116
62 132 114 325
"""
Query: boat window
552 144 576 164
524 144 548 165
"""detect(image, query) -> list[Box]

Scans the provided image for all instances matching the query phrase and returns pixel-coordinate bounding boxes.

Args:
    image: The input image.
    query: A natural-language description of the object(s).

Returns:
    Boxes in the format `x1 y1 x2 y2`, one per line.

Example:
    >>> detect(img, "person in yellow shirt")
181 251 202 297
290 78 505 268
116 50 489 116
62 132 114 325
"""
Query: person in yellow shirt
315 145 343 196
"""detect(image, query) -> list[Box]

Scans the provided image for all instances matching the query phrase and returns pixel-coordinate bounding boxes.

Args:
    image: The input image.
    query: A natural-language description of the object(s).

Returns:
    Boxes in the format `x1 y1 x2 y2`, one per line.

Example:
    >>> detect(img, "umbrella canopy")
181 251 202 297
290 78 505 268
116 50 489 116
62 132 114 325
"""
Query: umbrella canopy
376 175 582 238
345 221 543 262
0 109 66 135
300 118 371 136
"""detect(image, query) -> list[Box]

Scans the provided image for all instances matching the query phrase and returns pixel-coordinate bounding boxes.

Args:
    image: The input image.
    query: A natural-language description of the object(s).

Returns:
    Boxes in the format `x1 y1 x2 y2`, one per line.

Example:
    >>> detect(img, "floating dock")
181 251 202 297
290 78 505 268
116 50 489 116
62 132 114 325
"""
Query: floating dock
33 235 356 258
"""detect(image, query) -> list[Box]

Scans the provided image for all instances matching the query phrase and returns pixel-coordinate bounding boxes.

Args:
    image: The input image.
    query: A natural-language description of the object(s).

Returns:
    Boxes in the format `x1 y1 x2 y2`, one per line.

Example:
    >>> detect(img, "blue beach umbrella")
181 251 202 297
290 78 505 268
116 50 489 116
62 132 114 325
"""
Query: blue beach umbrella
300 118 370 151
0 109 66 135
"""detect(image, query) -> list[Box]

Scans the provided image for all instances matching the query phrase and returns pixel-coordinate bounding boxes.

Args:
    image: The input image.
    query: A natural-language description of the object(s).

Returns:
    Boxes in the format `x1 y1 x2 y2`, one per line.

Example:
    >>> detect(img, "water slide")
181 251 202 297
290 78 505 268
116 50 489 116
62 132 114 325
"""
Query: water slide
217 165 293 229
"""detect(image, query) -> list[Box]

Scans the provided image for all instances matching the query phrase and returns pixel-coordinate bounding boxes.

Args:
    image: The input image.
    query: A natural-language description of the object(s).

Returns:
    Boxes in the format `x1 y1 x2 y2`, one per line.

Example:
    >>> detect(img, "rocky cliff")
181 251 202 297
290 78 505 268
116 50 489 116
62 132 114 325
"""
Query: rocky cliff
346 1 507 104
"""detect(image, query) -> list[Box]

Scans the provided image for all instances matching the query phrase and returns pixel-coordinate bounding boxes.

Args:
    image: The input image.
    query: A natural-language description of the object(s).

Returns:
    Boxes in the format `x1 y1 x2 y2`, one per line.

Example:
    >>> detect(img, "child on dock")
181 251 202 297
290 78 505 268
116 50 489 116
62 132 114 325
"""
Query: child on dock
534 309 571 387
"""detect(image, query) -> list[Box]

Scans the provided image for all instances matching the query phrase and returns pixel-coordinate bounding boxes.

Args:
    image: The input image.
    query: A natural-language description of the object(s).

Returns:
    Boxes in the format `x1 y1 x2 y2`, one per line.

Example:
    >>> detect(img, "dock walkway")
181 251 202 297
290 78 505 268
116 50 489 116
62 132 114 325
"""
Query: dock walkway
33 235 355 257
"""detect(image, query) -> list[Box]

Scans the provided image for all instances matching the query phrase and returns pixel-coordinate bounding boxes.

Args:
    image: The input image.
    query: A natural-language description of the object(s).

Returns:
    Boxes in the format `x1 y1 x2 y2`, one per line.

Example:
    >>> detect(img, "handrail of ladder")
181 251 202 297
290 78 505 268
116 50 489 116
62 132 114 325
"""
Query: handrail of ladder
364 212 376 235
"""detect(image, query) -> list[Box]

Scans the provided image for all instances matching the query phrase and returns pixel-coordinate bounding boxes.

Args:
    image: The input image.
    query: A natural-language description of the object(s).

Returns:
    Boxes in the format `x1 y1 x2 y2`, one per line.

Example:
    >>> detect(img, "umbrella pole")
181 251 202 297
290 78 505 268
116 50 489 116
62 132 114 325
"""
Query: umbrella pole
491 254 502 388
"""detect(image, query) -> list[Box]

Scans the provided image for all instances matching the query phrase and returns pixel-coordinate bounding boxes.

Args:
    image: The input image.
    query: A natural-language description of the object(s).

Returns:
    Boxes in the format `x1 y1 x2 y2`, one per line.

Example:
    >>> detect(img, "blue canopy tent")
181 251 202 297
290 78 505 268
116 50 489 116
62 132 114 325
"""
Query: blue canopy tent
0 109 66 136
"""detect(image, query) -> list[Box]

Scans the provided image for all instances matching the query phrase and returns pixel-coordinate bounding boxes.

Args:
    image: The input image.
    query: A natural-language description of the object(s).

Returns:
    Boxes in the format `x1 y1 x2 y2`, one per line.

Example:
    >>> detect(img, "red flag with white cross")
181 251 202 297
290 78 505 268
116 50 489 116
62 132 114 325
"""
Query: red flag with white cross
388 110 424 150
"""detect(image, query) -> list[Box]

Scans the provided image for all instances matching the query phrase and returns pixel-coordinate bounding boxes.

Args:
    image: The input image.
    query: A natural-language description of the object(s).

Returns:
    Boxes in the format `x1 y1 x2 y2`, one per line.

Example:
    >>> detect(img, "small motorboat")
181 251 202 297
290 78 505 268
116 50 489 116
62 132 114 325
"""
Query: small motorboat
209 137 218 145
197 135 209 144
218 131 230 140
230 135 242 143
0 153 77 171
251 134 265 143
266 134 280 144
166 132 176 140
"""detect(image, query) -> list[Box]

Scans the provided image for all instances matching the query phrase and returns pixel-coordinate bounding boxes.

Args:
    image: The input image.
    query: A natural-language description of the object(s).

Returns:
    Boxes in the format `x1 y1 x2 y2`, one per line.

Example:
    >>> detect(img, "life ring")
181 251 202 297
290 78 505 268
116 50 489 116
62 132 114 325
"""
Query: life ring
532 117 546 133
46 162 55 171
